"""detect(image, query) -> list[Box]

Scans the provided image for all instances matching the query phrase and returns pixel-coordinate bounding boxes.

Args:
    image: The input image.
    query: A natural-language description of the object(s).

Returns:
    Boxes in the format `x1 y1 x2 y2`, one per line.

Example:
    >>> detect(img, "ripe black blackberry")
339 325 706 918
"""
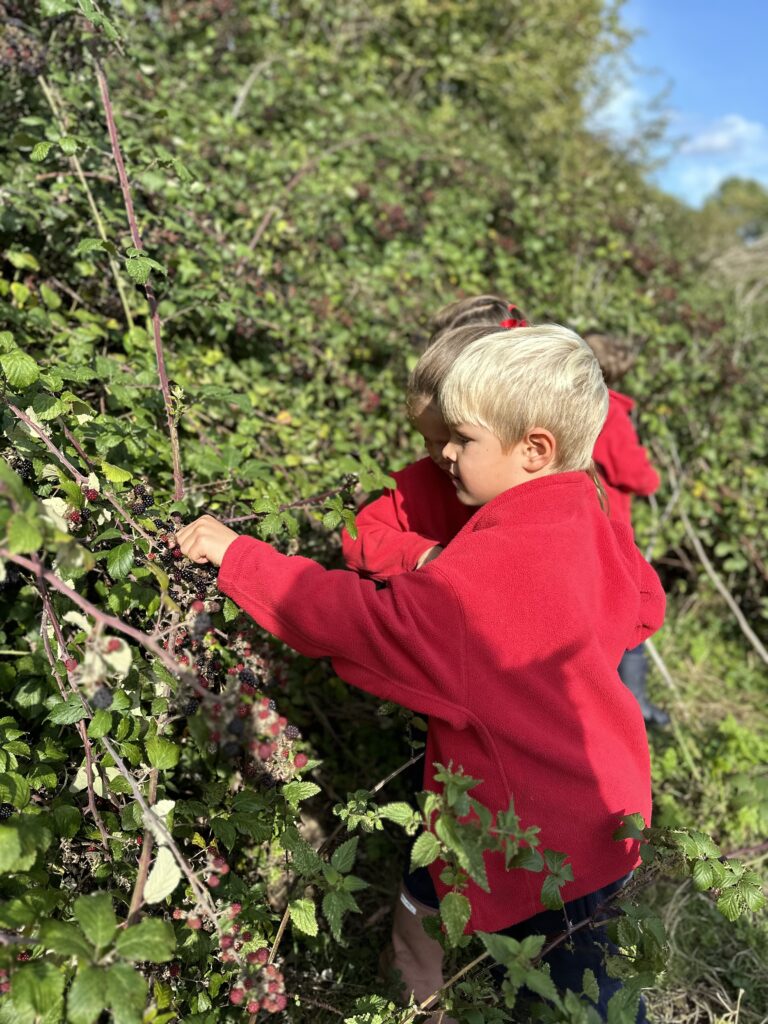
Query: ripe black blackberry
92 687 113 709
134 484 147 496
180 566 199 584
226 719 245 737
221 741 241 760
0 803 14 820
285 725 300 739
10 455 33 482
239 668 258 687
182 698 199 716
192 613 212 639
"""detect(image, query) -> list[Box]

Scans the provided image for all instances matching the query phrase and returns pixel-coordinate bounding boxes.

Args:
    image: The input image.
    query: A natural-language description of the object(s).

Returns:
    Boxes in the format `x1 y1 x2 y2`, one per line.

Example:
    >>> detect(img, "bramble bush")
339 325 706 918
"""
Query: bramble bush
0 2 766 1022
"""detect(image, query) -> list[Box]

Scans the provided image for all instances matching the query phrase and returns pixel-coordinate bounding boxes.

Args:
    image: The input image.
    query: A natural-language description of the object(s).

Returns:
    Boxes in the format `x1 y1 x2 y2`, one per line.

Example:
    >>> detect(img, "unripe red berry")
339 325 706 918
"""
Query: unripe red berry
241 930 252 942
172 908 183 920
255 947 269 964
207 874 220 888
247 1001 260 1013
229 987 244 1005
169 963 180 978
220 935 233 949
294 753 308 769
106 638 121 652
187 915 202 930
275 994 287 1010
65 658 77 672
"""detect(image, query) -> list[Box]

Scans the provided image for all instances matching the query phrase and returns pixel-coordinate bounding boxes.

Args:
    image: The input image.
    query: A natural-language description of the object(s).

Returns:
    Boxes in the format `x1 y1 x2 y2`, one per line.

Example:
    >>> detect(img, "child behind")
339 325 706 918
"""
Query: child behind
177 323 664 1022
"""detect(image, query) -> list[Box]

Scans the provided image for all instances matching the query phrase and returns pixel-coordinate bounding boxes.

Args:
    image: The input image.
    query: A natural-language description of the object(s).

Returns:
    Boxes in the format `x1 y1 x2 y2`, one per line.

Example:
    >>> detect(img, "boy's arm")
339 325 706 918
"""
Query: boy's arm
341 482 443 580
219 534 469 727
595 411 660 497
632 548 666 646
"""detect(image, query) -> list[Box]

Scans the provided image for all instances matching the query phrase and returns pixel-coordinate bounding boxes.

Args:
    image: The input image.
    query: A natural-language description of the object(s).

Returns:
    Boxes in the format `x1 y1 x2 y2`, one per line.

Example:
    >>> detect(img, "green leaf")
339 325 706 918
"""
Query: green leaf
115 918 176 962
40 283 62 310
106 543 135 581
100 461 132 484
211 816 236 849
87 709 113 739
145 736 180 771
59 136 78 155
143 846 182 904
11 962 65 1016
330 836 358 874
40 919 94 960
1 348 40 389
48 695 88 726
582 967 600 1003
105 963 147 1024
30 141 54 162
289 897 318 937
410 831 441 870
282 780 321 810
67 965 107 1024
6 514 43 555
540 874 566 911
612 813 647 842
440 891 471 946
73 893 117 950
322 889 359 942
379 802 419 829
0 772 30 808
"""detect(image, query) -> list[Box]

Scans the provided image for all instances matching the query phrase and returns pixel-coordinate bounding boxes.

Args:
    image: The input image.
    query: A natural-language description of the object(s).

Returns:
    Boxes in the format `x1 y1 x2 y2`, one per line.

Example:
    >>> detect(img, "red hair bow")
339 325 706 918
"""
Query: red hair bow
499 304 528 329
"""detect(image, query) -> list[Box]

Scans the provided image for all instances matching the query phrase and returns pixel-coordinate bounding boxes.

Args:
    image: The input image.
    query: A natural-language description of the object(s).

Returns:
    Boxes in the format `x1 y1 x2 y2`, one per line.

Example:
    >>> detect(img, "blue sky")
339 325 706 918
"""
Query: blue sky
593 0 768 206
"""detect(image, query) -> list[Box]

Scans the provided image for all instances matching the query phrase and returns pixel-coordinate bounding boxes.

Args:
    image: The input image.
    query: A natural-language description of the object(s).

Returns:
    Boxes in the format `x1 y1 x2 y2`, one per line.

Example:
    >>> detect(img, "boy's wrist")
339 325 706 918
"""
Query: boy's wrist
416 545 443 569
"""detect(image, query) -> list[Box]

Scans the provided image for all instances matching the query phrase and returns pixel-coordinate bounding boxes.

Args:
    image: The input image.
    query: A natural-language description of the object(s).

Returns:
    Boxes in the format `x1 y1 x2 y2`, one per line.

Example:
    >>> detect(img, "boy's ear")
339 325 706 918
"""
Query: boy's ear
522 427 556 471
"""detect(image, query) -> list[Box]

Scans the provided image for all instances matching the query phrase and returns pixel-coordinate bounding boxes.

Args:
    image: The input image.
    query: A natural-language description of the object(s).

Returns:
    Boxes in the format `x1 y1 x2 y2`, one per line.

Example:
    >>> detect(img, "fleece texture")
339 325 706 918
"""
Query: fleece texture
218 471 664 933
593 390 660 525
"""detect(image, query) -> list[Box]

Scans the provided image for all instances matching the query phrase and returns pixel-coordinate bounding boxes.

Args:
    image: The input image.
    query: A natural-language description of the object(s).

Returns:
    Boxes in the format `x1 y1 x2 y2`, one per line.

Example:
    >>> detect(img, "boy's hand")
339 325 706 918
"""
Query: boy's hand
174 514 240 567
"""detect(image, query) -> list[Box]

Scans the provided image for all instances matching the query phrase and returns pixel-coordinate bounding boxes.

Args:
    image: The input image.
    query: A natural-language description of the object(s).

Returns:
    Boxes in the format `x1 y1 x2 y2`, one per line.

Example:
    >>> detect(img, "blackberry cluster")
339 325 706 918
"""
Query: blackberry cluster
0 803 14 820
9 454 33 482
182 698 199 716
130 483 155 517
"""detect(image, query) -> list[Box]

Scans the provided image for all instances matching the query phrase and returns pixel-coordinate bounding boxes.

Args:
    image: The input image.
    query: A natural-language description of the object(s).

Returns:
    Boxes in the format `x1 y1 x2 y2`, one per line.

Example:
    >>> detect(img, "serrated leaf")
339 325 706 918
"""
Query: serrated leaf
115 918 175 962
282 780 320 809
540 873 565 911
410 831 441 870
1 348 40 390
48 695 88 725
59 136 78 155
67 965 107 1024
105 963 147 1024
30 141 54 162
6 514 43 554
87 709 113 739
379 802 419 828
440 891 470 946
106 543 134 581
145 736 179 771
144 846 182 904
0 773 30 808
330 836 358 874
322 889 359 942
73 893 117 950
289 897 318 936
40 920 94 960
100 461 132 484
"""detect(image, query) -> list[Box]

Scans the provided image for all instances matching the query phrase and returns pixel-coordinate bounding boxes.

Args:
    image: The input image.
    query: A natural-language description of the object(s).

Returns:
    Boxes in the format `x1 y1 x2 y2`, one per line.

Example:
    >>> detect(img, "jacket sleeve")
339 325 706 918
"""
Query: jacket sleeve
341 484 441 580
594 411 661 497
218 535 469 727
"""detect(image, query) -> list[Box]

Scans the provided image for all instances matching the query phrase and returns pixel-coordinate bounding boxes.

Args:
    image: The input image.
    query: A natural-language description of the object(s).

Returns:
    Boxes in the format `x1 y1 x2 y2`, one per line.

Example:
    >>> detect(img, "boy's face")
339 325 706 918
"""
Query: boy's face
441 423 548 506
411 398 452 474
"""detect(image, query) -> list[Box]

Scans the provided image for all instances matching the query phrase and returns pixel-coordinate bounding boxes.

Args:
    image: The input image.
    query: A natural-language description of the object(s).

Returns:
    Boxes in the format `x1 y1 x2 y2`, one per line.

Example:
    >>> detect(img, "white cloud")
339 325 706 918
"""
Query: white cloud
682 114 764 155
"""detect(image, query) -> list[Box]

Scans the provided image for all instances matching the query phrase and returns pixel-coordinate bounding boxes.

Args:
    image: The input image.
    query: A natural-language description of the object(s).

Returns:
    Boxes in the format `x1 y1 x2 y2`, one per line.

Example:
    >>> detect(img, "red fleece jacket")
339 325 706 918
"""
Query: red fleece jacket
593 390 660 525
218 472 664 932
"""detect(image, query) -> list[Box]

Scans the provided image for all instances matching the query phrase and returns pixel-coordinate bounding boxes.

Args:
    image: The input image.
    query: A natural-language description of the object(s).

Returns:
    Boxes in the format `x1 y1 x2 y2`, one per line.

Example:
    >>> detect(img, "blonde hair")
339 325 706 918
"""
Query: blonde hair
406 322 501 419
439 325 608 472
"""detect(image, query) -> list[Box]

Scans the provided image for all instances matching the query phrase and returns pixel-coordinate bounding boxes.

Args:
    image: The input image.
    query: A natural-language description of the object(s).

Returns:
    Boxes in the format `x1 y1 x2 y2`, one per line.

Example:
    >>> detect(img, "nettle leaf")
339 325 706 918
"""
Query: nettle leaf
106 543 135 581
125 256 166 284
73 893 117 950
0 348 39 389
67 965 108 1024
282 780 321 810
540 874 566 911
289 897 318 937
330 836 358 874
410 831 441 870
322 889 359 942
144 846 181 904
379 802 420 829
440 891 471 946
145 736 180 771
114 918 176 962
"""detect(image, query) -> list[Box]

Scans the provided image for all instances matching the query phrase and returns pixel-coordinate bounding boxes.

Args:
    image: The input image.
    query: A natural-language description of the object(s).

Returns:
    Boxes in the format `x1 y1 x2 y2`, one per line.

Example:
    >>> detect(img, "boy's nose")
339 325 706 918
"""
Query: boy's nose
442 441 457 462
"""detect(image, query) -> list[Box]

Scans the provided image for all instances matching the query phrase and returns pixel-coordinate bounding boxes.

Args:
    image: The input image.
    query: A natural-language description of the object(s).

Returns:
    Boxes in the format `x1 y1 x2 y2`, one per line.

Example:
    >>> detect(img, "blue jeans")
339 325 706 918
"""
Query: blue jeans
404 865 648 1022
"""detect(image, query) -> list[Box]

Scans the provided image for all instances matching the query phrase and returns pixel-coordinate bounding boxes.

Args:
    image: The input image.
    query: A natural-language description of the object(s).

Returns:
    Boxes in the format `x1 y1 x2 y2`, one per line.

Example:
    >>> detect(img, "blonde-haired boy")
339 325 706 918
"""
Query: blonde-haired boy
176 324 663 1022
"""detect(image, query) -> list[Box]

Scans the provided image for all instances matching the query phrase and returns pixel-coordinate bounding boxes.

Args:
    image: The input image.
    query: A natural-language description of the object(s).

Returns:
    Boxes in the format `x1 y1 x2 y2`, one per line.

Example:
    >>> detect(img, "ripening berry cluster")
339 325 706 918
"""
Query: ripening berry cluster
0 967 9 995
229 956 288 1015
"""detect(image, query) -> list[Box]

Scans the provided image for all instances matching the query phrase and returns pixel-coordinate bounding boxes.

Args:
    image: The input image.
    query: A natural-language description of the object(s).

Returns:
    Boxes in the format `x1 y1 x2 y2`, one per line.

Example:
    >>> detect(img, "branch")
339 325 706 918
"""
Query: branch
126 768 159 925
94 61 185 502
230 58 277 121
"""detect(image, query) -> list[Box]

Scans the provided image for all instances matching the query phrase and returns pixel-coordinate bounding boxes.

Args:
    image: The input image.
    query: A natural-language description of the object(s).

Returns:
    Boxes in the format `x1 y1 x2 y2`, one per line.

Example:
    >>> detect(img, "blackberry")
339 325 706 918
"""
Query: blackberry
180 567 199 584
268 699 277 711
134 484 147 496
221 741 241 760
0 803 14 820
226 718 245 737
92 687 113 709
80 508 91 524
183 699 199 716
239 668 258 687
11 456 33 482
192 613 212 638
285 725 300 739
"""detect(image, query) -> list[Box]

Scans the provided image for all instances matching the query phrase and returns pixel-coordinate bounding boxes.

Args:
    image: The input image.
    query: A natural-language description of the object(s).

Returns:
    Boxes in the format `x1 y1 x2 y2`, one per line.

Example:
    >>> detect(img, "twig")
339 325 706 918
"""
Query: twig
37 75 134 329
126 768 159 925
230 58 277 120
94 61 185 501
